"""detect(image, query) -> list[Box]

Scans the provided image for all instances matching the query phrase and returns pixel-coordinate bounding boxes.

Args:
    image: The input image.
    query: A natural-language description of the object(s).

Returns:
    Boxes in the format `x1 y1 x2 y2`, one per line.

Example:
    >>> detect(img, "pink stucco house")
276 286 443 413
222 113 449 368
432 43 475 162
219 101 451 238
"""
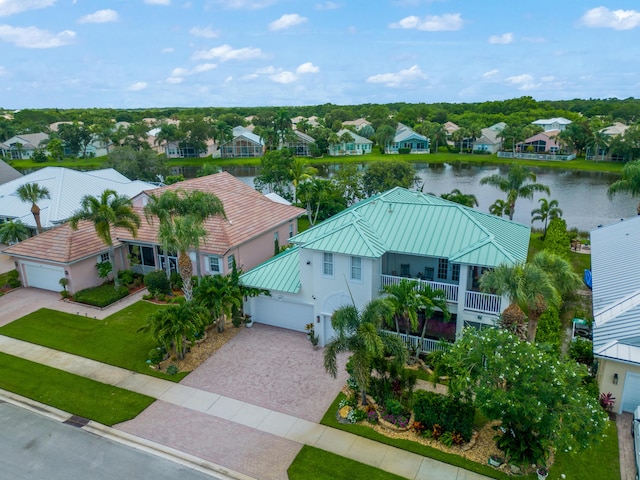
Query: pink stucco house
3 172 304 293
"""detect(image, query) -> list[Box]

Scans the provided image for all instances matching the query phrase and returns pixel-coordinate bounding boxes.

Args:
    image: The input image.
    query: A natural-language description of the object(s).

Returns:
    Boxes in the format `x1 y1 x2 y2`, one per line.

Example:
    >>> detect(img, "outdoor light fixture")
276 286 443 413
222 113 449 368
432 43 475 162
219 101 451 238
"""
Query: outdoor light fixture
306 260 311 265
613 373 619 385
316 315 320 323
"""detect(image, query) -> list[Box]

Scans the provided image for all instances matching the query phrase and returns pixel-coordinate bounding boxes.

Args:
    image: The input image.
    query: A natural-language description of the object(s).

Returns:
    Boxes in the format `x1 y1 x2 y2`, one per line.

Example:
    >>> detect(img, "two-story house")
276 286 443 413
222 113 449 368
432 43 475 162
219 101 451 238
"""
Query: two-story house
240 187 530 347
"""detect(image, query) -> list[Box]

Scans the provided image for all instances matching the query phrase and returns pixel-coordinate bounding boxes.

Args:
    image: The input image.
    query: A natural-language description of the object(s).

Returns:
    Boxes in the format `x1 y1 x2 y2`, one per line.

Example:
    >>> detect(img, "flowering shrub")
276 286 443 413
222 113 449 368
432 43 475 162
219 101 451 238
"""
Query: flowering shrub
304 323 319 346
366 409 379 424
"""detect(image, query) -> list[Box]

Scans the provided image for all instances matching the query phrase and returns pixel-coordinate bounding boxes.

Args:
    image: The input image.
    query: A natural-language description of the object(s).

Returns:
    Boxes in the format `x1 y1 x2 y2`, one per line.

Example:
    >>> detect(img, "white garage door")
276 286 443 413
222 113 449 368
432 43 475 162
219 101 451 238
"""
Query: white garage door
621 372 640 413
251 296 313 332
23 263 65 292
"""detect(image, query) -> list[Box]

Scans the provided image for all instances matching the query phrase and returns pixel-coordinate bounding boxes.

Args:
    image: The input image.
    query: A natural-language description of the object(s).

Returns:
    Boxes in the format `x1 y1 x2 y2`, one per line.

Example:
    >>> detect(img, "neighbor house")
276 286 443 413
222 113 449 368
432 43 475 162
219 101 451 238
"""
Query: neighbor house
328 129 373 156
286 130 316 157
0 158 22 185
472 123 506 154
220 126 264 158
240 187 530 347
3 172 304 294
591 216 640 414
342 118 372 132
386 123 429 154
1 133 49 159
531 117 572 132
518 130 563 154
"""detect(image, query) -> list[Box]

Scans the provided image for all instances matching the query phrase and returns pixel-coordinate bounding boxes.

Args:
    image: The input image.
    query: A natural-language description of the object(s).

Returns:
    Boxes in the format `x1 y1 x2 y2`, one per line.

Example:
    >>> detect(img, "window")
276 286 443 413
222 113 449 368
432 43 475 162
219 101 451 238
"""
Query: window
274 231 279 242
437 258 449 280
98 252 110 264
289 223 294 238
323 252 334 276
209 256 220 274
452 263 460 282
227 254 235 272
350 257 362 281
400 264 410 277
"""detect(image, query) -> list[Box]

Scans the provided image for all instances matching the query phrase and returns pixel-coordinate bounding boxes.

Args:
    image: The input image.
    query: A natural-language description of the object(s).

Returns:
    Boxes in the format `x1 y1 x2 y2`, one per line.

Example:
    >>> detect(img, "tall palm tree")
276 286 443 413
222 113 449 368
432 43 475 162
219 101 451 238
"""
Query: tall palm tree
480 261 560 343
0 219 29 244
488 199 510 218
607 160 640 215
289 157 317 204
531 198 563 239
324 299 406 406
69 189 141 283
16 182 50 234
274 109 292 147
144 189 226 301
480 163 550 221
441 189 479 208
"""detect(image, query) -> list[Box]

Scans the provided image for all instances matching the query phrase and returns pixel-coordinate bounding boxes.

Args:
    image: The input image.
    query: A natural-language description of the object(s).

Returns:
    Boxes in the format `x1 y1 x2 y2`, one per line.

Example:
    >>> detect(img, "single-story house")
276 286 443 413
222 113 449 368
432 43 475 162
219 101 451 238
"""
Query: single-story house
240 187 530 346
518 130 562 154
472 123 505 154
387 123 429 154
0 167 154 233
287 130 316 157
220 126 264 158
3 172 304 293
0 158 22 185
591 216 640 414
342 118 372 132
328 130 373 156
532 117 572 132
1 133 49 160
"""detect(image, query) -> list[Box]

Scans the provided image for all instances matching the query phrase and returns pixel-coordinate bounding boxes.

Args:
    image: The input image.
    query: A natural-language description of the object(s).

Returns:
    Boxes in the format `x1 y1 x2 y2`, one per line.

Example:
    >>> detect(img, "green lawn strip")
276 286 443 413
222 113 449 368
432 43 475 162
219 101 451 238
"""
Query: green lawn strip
320 393 513 480
287 445 407 480
0 302 187 381
0 352 154 426
551 421 619 480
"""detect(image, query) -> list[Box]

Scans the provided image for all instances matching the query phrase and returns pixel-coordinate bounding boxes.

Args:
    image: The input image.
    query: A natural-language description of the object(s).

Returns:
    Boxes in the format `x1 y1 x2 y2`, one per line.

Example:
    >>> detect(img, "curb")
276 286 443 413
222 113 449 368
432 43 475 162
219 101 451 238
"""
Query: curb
0 389 256 480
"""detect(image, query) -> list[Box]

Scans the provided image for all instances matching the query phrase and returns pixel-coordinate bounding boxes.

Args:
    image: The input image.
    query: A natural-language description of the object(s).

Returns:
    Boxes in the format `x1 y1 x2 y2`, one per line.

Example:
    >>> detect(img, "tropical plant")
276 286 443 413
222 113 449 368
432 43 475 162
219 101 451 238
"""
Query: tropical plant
289 157 317 204
531 198 563 239
192 273 242 333
440 189 478 208
0 219 29 244
488 199 510 218
16 182 51 234
69 189 140 284
324 299 407 406
362 161 418 197
480 164 550 221
144 189 226 301
607 159 640 215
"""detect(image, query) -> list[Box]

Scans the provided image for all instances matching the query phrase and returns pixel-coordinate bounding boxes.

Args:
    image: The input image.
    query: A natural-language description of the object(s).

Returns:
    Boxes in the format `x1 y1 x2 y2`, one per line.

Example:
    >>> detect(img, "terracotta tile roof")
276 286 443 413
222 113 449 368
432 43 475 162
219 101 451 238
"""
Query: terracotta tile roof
122 172 305 255
2 220 115 264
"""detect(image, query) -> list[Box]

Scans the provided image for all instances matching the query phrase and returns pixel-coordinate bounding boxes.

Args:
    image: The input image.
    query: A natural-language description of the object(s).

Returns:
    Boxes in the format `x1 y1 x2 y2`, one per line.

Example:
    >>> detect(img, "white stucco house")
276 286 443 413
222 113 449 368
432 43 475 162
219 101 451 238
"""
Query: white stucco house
591 216 640 413
240 187 530 347
531 117 572 132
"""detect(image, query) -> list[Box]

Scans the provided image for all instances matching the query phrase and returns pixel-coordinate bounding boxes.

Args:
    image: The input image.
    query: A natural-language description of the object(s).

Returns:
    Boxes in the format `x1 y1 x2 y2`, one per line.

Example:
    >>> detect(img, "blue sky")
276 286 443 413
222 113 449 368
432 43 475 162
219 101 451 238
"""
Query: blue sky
1 0 639 109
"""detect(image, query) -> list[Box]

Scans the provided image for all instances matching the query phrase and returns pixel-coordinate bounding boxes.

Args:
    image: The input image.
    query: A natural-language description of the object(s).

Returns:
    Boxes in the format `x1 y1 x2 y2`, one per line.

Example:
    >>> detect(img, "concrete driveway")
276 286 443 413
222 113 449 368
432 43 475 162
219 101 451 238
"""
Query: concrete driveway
117 324 348 480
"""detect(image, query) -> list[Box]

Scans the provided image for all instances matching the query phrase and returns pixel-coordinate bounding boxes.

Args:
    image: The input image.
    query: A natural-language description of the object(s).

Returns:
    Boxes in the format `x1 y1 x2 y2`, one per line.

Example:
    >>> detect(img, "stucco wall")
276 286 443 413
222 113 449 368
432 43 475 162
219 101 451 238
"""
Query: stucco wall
596 357 640 413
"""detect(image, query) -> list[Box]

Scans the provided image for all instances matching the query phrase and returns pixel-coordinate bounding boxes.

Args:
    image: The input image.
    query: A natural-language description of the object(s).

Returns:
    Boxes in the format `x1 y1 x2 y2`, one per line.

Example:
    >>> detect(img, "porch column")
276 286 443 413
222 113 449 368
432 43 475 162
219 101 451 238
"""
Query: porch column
455 265 469 339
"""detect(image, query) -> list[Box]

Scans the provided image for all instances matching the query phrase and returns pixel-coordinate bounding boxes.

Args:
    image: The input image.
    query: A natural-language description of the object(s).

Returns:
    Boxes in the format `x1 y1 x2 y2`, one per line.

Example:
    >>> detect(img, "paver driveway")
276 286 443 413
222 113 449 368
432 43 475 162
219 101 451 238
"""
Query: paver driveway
117 324 349 480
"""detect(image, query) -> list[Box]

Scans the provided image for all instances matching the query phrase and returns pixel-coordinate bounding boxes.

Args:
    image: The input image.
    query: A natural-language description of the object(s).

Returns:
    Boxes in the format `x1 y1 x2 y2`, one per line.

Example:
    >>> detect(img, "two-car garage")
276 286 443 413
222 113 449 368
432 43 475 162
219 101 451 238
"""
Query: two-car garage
21 262 65 292
249 295 313 333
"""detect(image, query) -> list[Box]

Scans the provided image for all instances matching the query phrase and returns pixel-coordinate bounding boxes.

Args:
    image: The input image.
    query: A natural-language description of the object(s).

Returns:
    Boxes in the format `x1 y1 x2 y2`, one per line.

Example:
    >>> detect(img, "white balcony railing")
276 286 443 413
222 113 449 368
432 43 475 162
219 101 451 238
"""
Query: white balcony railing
380 274 458 303
464 291 502 315
381 330 451 354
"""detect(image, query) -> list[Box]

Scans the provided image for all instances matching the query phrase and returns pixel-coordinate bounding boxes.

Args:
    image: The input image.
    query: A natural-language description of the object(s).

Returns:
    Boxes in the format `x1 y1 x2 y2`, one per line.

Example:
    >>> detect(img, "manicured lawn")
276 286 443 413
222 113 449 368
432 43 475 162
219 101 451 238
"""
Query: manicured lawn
288 445 407 480
0 352 154 426
527 232 591 276
0 301 187 381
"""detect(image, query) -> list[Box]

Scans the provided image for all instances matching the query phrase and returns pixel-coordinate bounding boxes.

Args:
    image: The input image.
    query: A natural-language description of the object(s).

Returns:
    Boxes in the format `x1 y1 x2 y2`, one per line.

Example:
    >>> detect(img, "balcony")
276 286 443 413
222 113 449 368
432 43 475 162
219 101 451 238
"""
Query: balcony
381 274 458 302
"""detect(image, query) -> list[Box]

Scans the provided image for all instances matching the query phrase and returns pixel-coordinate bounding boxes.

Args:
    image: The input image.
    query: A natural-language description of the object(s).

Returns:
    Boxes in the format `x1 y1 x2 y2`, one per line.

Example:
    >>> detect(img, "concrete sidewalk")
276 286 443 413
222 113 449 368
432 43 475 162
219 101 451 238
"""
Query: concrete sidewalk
0 334 490 480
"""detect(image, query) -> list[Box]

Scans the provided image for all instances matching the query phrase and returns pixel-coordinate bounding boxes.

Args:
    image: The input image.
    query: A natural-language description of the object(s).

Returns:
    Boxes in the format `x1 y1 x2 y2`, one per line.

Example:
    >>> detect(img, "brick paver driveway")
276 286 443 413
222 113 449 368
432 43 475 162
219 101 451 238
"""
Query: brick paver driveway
117 324 349 480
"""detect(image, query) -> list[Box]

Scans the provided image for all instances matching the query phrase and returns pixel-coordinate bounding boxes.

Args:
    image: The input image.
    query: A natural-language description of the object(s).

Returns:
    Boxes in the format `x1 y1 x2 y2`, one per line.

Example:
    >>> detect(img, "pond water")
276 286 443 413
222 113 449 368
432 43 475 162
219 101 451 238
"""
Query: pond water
173 162 635 232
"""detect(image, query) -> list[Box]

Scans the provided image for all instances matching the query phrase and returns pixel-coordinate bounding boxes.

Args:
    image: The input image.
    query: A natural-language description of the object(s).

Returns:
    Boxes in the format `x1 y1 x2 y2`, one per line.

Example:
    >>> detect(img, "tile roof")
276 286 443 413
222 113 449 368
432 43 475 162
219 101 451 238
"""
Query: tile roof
126 172 305 255
2 220 114 264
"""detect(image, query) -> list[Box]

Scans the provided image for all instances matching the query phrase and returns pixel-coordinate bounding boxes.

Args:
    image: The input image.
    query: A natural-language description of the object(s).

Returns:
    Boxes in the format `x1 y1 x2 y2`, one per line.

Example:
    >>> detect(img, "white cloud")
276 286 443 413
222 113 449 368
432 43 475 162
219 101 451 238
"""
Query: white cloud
0 25 75 48
482 69 499 78
0 0 56 17
190 26 218 38
144 0 170 4
256 66 277 74
78 9 118 24
166 77 183 84
315 2 339 10
270 71 297 84
269 13 307 31
390 13 463 31
505 73 540 91
488 32 513 44
127 81 148 91
211 0 276 9
296 62 319 74
581 7 640 30
366 64 427 87
161 47 175 53
192 44 262 61
167 62 217 83
241 73 259 80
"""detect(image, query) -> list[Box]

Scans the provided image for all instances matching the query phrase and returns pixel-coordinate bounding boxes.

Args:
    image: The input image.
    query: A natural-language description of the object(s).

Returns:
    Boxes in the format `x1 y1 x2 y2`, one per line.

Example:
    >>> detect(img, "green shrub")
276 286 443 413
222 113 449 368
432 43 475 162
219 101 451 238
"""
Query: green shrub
60 290 70 299
166 364 179 375
544 218 570 258
398 147 411 154
147 347 165 365
144 270 170 296
413 390 475 442
536 305 562 354
6 270 21 288
169 271 183 290
117 269 135 286
569 338 594 366
73 284 129 308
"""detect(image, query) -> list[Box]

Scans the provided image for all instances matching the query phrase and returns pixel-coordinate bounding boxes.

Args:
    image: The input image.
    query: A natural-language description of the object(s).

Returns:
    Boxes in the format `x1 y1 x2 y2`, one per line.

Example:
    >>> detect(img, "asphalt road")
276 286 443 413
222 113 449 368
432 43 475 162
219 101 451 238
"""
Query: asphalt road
0 402 224 480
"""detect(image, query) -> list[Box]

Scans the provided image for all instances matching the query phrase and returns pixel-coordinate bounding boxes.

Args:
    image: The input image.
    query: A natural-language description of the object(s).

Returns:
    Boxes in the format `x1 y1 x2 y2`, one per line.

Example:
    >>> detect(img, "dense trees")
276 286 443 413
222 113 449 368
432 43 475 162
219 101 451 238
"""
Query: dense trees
103 146 169 182
607 159 640 214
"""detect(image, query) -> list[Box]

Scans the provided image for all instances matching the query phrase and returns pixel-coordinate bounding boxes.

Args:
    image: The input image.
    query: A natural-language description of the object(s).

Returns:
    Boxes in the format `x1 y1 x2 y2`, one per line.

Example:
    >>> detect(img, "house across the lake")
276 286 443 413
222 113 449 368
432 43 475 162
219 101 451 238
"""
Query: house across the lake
240 187 530 347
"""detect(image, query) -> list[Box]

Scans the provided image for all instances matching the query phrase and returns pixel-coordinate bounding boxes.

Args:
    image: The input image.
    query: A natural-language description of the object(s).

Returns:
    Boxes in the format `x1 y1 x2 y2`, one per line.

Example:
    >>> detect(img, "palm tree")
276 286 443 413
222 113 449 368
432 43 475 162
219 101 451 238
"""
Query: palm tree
480 163 550 221
607 160 640 215
382 279 422 334
144 189 226 301
588 130 610 162
16 182 50 234
274 109 292 146
324 299 407 406
289 157 317 204
488 199 510 218
531 198 563 239
529 251 581 301
193 273 242 333
417 284 450 344
69 189 141 283
441 189 479 208
0 219 29 244
480 261 560 343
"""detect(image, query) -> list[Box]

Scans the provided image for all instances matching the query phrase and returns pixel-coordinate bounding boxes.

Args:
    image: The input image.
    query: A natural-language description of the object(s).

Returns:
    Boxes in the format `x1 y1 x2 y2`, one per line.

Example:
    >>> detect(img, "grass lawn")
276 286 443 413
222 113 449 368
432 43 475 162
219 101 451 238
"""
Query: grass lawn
287 445 407 480
0 352 154 426
527 233 591 276
0 301 187 381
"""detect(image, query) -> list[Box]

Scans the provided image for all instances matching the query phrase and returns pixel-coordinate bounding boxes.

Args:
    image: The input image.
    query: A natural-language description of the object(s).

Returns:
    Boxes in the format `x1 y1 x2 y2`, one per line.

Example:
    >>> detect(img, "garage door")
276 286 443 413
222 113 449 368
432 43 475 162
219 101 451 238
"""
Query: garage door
251 296 313 332
621 372 640 413
23 263 65 292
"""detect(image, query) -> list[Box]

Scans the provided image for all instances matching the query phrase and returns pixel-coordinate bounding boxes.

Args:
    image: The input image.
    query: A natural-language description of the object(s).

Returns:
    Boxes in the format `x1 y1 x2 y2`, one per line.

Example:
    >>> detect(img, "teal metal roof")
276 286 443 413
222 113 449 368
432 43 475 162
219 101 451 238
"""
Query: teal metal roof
239 245 301 293
290 187 529 267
